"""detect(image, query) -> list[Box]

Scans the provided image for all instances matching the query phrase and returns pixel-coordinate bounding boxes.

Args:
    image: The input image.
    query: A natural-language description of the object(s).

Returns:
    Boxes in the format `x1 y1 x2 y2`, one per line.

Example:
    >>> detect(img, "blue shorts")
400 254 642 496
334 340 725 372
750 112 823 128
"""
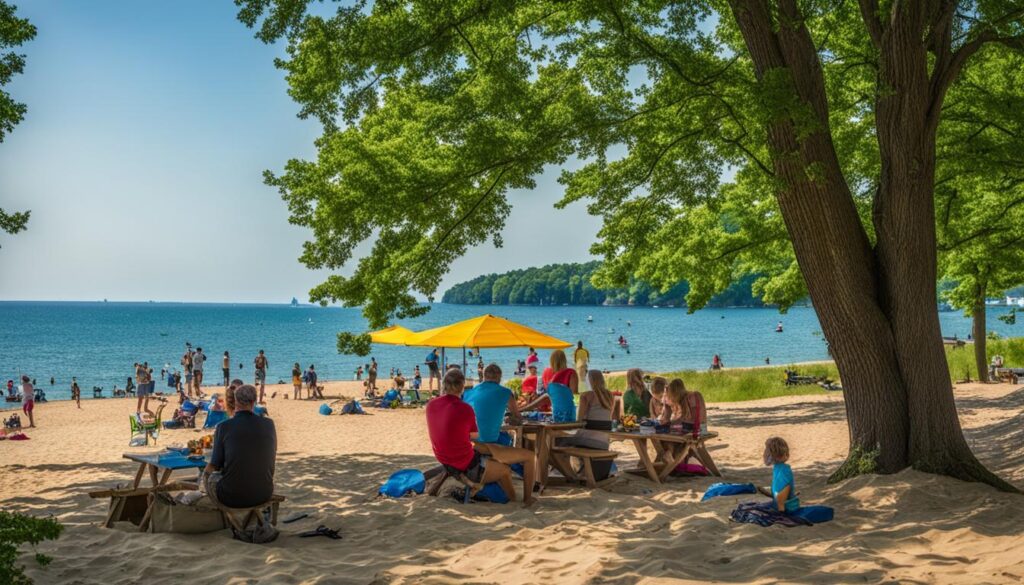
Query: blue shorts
137 383 151 396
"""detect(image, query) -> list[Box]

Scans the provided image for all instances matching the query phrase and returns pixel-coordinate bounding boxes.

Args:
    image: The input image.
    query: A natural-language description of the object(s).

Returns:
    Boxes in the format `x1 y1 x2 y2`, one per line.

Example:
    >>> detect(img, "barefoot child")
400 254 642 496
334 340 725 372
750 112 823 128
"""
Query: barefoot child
764 436 799 512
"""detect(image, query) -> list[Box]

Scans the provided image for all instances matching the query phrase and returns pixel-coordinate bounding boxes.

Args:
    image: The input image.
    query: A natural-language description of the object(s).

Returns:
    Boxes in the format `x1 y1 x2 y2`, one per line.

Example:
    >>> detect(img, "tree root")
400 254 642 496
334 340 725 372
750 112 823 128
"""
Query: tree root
827 447 879 484
828 447 1021 493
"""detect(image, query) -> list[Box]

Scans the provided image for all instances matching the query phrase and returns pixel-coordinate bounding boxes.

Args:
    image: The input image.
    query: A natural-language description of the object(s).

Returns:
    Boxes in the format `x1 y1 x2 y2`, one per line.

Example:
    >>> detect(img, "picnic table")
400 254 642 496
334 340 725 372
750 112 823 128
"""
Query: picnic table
607 430 721 484
514 419 585 487
89 451 206 529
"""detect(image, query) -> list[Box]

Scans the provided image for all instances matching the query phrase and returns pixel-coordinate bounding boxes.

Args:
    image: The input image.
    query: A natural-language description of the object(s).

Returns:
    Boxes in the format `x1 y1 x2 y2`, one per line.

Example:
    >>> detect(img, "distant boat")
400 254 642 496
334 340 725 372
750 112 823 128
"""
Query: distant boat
776 322 784 333
159 332 168 337
291 297 299 307
587 315 593 322
652 305 660 308
563 319 570 325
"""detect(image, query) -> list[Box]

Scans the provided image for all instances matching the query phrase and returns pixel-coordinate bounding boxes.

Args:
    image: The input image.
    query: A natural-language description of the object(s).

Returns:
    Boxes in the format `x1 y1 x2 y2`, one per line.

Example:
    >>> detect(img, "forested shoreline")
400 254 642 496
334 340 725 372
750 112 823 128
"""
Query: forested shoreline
441 261 775 308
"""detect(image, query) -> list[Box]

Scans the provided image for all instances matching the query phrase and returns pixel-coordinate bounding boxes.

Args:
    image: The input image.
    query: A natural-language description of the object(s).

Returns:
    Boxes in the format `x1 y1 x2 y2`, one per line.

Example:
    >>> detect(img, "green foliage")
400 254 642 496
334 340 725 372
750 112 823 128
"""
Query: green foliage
337 331 372 356
937 48 1024 321
441 260 780 308
828 446 879 484
505 376 522 397
234 0 1024 332
0 512 62 585
944 338 1024 381
0 1 35 242
606 363 837 403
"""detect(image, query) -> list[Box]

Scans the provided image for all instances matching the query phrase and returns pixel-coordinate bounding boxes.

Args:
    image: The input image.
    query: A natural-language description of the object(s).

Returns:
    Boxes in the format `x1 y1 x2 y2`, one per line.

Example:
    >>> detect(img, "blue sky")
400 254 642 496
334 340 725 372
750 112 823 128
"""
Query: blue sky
0 0 600 303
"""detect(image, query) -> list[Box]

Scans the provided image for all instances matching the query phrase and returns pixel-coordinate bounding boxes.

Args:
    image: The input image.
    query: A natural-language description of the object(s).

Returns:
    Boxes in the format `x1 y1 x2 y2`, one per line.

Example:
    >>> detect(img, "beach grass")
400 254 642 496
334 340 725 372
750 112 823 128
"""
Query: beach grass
606 362 840 403
944 337 1024 381
601 337 1024 402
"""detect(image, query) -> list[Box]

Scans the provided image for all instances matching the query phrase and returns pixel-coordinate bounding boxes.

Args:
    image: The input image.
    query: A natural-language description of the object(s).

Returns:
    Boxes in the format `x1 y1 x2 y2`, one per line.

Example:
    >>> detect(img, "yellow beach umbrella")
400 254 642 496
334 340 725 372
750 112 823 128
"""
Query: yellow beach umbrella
369 325 415 345
404 314 572 349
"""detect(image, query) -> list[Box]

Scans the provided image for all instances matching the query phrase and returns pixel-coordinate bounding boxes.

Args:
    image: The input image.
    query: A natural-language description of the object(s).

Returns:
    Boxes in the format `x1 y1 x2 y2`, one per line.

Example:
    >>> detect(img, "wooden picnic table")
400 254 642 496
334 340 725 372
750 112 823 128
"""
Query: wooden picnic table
515 420 585 487
89 451 206 529
607 430 721 484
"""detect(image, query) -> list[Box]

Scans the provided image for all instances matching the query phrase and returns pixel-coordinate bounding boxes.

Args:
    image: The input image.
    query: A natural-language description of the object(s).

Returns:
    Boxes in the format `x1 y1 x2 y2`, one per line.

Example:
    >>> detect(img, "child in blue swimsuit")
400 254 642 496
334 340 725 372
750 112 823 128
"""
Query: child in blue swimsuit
764 436 799 513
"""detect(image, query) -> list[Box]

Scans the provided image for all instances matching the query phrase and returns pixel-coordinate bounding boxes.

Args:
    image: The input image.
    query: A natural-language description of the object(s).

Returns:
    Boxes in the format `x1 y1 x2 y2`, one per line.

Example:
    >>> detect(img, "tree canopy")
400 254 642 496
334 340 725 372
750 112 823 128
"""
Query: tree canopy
0 1 35 241
237 0 1024 489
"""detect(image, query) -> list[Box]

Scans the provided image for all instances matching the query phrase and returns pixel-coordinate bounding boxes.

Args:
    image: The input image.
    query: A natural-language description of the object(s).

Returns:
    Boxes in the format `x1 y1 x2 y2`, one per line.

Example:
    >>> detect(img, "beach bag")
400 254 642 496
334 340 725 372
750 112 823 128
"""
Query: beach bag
148 492 226 534
340 400 365 415
473 483 510 504
791 505 834 524
383 389 400 403
701 483 757 501
379 469 426 498
319 403 333 416
254 405 268 417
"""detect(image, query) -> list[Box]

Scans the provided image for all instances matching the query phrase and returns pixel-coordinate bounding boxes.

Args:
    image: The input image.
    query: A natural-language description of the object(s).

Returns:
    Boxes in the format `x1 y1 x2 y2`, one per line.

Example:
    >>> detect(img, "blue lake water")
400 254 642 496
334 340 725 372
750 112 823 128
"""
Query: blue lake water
0 301 1017 403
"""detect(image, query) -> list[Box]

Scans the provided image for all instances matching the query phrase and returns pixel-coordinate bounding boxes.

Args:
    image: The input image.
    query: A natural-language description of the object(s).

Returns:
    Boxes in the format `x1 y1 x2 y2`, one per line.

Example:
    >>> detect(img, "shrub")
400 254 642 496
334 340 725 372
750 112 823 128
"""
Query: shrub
0 512 63 585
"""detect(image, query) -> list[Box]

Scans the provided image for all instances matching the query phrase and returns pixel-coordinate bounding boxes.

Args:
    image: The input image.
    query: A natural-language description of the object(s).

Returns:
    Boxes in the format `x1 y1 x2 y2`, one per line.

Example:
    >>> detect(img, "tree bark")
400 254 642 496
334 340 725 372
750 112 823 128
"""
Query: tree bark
972 286 988 383
727 0 1015 490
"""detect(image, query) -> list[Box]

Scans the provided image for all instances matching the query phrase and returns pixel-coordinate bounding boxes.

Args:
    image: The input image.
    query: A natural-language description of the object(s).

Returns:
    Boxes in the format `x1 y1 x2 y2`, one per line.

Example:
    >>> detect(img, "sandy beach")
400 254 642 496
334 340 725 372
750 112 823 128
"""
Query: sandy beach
2 378 1023 585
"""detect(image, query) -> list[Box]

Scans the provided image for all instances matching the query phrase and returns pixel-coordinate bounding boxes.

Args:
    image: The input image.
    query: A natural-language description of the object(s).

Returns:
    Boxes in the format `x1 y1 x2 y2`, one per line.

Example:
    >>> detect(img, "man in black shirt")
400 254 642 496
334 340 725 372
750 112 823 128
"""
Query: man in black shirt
203 384 277 508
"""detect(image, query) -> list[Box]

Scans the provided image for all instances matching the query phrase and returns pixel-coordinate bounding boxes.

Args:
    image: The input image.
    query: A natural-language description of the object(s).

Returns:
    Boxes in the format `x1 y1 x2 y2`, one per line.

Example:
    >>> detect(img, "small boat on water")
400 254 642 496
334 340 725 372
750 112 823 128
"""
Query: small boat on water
563 319 570 325
587 315 593 322
775 321 784 333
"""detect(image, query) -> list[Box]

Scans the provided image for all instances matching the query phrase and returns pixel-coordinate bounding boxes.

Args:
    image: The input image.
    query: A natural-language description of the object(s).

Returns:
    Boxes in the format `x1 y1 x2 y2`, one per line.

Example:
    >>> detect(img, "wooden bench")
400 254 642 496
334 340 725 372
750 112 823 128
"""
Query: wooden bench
549 446 620 488
216 494 286 532
425 467 480 497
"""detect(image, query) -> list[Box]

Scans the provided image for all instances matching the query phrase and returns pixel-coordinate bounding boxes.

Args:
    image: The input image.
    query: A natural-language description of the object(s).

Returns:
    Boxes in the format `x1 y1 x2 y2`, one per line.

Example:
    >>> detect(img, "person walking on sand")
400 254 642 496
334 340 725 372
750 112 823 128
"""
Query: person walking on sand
254 350 268 403
181 346 194 397
425 348 441 392
222 351 231 387
21 376 36 427
367 358 378 392
192 347 206 397
573 341 590 386
71 377 81 409
306 364 321 399
292 363 303 400
136 364 153 416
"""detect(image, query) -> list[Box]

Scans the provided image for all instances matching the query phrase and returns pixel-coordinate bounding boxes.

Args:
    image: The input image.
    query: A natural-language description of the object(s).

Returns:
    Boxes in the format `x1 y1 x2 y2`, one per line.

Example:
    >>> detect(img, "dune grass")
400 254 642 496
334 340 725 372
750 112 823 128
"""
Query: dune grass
600 337 1024 403
606 362 839 403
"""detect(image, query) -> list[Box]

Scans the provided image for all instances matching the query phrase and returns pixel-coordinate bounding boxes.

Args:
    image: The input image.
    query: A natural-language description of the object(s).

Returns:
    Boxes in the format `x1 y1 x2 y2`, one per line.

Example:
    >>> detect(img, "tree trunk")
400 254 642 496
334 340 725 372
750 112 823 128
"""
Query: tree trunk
973 287 988 383
727 0 1015 491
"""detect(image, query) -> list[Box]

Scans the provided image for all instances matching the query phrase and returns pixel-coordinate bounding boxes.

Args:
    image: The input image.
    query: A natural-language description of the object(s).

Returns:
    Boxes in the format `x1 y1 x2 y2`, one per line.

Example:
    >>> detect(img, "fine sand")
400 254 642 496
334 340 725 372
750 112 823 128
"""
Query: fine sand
2 379 1023 584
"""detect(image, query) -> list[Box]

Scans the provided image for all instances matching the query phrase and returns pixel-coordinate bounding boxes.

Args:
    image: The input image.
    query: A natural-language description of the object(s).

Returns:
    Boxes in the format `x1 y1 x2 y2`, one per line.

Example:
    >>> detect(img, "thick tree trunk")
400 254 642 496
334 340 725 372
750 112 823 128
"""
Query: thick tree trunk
728 0 1015 491
973 289 988 383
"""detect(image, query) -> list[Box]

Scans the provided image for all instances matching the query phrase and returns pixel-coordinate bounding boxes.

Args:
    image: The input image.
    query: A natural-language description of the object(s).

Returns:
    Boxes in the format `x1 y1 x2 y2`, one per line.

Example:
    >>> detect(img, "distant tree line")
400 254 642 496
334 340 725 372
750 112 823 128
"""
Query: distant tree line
441 261 773 308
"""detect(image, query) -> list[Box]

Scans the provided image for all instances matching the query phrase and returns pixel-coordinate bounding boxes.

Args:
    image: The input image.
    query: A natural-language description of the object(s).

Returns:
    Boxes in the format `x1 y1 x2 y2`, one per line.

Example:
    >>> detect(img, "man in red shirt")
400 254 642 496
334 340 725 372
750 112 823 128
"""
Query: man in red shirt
427 369 534 506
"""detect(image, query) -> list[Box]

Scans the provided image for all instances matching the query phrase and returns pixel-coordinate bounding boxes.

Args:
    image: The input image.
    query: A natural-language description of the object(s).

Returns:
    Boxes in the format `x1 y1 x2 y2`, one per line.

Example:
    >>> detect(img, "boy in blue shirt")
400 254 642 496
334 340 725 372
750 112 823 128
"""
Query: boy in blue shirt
764 436 799 513
461 363 537 505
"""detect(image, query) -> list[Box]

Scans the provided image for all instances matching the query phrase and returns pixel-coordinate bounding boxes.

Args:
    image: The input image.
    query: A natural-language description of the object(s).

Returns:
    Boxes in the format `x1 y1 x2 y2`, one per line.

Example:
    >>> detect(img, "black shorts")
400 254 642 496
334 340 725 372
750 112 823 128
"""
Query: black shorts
223 368 230 378
444 452 484 483
428 363 440 375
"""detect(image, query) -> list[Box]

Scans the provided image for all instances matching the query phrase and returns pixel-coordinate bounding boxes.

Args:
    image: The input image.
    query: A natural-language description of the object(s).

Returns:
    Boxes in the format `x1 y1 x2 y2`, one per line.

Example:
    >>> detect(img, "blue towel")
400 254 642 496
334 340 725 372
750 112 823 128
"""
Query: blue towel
379 469 426 498
203 410 228 429
791 505 834 524
701 482 757 501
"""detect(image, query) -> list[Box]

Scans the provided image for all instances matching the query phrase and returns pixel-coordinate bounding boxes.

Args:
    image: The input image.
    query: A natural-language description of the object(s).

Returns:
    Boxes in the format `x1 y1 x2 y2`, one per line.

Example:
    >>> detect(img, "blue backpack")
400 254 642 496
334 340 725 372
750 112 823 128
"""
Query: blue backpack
318 403 333 416
379 469 426 498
